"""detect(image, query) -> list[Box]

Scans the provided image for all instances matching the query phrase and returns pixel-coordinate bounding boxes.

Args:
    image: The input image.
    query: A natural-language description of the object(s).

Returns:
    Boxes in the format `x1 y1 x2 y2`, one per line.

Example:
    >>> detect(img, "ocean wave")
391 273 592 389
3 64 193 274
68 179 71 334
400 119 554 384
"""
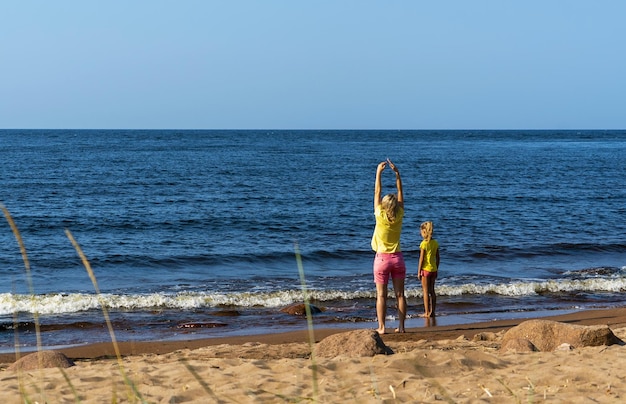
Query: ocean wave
464 242 626 261
435 278 626 297
45 242 626 272
2 276 626 316
48 249 372 270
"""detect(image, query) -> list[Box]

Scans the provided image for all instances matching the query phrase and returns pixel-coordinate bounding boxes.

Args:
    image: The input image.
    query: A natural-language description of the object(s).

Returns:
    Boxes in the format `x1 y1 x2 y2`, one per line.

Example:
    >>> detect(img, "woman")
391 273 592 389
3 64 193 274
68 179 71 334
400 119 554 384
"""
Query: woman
371 159 406 334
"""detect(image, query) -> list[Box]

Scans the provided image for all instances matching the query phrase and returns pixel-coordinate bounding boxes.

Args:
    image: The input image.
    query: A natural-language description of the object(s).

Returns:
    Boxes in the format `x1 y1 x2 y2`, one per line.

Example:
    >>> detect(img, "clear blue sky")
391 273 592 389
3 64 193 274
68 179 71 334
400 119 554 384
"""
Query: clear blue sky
2 1 625 130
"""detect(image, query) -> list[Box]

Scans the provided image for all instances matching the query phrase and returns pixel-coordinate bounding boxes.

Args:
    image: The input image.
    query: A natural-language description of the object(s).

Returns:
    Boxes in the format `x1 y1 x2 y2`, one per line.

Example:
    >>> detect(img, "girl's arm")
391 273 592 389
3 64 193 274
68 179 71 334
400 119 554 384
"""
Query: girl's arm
374 161 386 209
436 248 440 270
418 249 425 279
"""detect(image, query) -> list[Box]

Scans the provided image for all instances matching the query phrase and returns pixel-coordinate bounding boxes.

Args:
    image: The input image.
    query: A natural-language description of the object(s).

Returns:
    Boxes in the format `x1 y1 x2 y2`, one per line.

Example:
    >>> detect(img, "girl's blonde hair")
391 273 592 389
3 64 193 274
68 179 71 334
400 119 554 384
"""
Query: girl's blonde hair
421 221 434 241
381 194 399 223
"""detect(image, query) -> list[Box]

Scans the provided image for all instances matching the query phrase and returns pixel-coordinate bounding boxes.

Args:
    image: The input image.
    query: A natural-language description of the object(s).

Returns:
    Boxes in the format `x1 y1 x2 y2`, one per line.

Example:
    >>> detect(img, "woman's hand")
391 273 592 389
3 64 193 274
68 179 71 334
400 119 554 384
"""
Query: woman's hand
387 158 399 174
377 161 387 173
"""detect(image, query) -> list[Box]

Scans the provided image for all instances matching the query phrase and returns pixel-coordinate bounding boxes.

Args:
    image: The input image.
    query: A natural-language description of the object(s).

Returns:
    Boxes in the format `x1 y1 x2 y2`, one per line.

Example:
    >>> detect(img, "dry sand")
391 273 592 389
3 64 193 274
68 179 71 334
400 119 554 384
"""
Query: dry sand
2 308 626 403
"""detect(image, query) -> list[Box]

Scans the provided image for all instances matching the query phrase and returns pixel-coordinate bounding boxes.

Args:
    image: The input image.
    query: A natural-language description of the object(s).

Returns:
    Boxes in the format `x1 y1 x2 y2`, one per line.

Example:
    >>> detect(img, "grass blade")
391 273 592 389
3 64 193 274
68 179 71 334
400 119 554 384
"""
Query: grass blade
65 229 146 403
294 242 319 402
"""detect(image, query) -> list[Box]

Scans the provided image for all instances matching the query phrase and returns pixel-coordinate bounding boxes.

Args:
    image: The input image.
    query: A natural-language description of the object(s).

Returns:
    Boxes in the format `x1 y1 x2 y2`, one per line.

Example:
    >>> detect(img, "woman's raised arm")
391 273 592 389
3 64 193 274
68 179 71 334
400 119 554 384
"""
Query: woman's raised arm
374 161 386 209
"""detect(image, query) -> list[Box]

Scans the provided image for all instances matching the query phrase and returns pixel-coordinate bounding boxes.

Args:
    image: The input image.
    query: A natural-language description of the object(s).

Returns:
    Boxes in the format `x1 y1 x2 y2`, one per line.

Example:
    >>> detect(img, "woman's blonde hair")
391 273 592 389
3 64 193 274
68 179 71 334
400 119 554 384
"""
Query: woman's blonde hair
421 221 434 241
381 194 399 223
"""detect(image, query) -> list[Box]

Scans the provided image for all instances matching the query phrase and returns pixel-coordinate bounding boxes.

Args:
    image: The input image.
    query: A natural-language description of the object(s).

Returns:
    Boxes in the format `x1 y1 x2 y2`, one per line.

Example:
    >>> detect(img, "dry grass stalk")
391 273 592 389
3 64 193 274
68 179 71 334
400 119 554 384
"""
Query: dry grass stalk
65 229 146 403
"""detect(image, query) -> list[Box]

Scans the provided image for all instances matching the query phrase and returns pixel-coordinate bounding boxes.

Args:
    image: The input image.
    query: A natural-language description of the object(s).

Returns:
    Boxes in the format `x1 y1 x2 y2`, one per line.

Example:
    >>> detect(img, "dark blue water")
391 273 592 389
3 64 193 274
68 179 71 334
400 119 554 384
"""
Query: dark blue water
1 130 625 350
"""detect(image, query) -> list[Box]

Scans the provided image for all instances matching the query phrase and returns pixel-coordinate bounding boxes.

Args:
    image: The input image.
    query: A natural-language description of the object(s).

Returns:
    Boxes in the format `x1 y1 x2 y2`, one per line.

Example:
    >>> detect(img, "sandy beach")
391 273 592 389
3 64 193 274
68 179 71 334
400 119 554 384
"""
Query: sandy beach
2 308 626 403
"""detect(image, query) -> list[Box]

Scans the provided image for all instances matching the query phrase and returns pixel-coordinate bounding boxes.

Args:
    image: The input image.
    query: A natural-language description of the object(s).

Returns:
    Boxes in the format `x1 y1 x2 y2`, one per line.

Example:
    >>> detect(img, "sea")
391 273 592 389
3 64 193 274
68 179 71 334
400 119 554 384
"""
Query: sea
1 129 625 352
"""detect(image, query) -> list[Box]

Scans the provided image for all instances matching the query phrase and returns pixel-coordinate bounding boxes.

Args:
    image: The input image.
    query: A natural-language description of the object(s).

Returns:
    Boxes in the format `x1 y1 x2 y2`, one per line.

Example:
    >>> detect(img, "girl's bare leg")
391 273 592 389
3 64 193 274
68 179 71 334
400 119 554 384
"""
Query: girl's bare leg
421 276 431 317
429 278 437 317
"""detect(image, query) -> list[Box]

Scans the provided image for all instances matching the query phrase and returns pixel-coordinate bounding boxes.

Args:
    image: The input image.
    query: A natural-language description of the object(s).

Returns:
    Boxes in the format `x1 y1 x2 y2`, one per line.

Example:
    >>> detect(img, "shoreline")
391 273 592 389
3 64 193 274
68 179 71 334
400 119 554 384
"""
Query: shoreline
3 307 626 364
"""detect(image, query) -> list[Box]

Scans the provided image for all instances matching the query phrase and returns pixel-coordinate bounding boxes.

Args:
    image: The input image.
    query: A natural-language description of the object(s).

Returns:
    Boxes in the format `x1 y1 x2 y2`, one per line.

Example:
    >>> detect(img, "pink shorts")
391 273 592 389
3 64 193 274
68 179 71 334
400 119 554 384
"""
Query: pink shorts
419 270 438 279
373 252 406 284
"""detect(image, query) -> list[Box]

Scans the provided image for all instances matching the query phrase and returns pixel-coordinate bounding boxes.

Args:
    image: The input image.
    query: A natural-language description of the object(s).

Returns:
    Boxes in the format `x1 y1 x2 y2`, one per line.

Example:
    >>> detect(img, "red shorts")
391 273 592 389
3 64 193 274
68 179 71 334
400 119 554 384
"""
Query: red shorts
419 270 438 279
373 252 406 284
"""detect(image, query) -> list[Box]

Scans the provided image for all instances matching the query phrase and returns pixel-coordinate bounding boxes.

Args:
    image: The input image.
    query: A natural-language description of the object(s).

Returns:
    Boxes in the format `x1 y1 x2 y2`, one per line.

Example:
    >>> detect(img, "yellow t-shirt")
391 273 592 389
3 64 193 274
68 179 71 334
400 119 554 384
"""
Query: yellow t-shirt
419 239 439 272
371 205 404 253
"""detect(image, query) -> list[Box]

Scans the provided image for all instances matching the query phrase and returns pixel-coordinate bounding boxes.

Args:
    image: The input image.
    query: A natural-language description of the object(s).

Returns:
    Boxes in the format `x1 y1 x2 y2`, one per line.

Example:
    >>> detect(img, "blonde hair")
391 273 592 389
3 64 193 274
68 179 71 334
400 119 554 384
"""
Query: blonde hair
421 221 434 241
381 194 399 223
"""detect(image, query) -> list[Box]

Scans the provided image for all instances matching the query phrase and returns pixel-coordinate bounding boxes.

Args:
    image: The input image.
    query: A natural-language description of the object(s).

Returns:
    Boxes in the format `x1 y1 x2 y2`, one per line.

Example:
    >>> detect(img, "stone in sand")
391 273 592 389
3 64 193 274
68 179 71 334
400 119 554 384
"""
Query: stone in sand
500 319 623 353
8 350 75 371
315 329 393 358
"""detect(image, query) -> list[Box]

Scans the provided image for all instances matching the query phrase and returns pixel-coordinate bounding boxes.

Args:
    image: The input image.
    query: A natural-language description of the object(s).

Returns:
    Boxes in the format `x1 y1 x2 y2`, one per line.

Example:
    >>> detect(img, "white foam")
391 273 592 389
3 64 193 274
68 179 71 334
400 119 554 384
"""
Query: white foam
1 276 626 315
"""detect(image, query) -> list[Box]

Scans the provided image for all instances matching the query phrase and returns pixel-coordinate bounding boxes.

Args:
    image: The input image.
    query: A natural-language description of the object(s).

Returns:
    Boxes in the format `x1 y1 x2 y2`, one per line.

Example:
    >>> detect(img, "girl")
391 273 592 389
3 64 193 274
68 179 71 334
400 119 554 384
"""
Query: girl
418 221 440 318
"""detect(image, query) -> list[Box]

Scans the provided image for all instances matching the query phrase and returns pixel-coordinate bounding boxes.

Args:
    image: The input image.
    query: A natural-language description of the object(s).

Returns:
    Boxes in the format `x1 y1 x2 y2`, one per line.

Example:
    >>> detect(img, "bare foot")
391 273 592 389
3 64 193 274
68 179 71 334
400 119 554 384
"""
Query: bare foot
418 313 431 318
375 327 386 334
394 328 405 333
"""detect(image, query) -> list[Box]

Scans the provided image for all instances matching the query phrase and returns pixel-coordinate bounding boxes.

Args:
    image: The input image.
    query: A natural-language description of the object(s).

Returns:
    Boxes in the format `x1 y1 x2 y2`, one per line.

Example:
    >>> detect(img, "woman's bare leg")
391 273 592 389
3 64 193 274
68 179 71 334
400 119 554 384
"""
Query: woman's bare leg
392 277 406 332
375 283 388 334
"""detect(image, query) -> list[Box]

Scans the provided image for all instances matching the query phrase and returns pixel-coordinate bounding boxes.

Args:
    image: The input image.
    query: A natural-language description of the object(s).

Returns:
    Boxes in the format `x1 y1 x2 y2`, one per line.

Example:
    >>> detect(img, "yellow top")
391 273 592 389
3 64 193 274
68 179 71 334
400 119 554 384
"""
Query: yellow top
371 205 404 253
419 239 439 272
